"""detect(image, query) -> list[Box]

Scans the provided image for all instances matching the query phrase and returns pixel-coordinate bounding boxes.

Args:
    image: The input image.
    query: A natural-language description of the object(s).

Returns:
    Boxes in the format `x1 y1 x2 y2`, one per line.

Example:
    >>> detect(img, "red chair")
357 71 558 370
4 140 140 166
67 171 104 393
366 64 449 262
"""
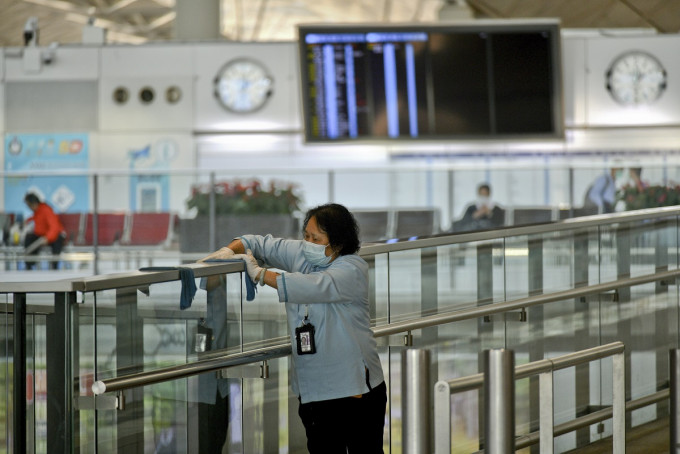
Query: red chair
57 213 84 245
83 213 127 246
125 212 175 247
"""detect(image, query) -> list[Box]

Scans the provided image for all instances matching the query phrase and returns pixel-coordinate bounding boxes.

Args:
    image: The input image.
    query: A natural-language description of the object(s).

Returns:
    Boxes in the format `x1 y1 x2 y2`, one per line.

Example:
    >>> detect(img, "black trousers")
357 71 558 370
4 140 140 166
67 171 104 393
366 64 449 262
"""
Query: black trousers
23 232 64 270
298 381 387 454
198 391 229 454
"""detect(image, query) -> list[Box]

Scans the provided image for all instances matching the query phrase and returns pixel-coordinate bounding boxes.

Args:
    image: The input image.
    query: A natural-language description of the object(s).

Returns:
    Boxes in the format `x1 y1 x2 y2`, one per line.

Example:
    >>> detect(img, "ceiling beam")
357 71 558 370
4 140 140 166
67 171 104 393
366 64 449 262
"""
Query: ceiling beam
617 0 667 32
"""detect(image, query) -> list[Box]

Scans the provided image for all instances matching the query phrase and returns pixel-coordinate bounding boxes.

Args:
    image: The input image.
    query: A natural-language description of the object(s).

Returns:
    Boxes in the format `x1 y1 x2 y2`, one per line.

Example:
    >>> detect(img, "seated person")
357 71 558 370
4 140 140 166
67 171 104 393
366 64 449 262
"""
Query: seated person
23 192 66 270
452 183 505 232
629 167 648 192
583 167 622 213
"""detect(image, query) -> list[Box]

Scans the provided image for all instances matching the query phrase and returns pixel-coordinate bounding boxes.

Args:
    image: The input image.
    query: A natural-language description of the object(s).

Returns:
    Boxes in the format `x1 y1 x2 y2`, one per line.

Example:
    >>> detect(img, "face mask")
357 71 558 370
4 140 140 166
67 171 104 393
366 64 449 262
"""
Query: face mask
302 241 332 267
477 196 490 207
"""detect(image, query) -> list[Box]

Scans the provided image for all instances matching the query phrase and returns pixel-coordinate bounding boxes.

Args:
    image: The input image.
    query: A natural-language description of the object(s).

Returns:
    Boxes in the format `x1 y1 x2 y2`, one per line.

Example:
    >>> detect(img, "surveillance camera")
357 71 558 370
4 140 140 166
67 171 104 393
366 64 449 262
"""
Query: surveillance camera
24 17 39 46
42 41 59 64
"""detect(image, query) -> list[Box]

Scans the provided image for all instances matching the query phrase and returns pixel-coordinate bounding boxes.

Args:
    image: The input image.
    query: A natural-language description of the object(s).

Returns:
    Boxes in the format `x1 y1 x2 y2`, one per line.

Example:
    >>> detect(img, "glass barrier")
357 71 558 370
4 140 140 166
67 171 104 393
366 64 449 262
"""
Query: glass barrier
2 208 680 453
5 163 680 275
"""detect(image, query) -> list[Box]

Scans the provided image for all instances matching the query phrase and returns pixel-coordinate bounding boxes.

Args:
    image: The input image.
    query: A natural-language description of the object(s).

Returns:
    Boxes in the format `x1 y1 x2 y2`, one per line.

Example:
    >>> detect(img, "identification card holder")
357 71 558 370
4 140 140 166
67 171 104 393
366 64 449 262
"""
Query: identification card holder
295 321 316 355
195 321 213 353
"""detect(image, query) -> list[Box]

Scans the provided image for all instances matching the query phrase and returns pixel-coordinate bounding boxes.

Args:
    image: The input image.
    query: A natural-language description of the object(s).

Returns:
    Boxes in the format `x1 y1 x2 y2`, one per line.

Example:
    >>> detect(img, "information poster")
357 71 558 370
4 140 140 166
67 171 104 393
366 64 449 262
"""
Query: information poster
4 133 90 215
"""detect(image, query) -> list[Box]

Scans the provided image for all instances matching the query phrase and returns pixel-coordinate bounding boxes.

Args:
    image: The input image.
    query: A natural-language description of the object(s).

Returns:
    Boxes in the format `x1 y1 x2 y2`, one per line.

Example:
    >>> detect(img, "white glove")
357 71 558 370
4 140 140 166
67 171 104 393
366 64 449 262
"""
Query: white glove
198 246 235 262
244 249 265 285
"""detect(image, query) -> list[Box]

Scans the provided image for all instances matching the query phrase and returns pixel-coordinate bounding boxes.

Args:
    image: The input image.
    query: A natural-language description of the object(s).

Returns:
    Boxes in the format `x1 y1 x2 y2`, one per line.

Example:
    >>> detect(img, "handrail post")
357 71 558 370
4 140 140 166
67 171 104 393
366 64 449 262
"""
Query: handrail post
612 351 625 453
539 371 554 453
484 348 515 454
434 380 451 454
402 348 431 454
671 349 680 452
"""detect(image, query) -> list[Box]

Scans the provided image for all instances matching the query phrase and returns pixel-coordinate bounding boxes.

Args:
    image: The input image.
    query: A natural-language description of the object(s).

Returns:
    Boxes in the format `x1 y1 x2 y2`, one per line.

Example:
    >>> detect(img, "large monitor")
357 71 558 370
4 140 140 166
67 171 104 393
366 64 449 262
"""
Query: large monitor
298 20 563 142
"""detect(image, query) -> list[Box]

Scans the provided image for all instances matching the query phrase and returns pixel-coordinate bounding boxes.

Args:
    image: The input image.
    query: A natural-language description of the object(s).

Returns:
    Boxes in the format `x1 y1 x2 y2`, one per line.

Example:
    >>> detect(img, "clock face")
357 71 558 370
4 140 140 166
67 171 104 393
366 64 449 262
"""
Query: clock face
606 51 667 106
214 59 274 113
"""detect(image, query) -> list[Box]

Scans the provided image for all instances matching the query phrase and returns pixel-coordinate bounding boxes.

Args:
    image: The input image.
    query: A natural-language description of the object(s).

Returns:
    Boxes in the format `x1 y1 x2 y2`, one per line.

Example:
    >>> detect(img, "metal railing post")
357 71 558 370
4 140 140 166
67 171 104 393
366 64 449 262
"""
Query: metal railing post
434 380 451 454
402 348 431 454
539 371 554 453
484 348 515 454
209 171 216 252
671 349 680 452
612 351 626 453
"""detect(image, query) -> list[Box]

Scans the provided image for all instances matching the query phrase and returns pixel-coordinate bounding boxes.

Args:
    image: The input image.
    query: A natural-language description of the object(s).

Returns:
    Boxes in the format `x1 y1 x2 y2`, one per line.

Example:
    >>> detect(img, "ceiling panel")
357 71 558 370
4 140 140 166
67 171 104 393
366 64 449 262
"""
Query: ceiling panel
0 0 678 47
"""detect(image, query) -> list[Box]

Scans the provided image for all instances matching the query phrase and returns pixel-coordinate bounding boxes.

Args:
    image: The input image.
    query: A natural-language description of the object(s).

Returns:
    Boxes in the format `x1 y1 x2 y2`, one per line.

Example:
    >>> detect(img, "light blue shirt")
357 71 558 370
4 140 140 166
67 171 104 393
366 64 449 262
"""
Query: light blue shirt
240 234 384 404
588 172 616 211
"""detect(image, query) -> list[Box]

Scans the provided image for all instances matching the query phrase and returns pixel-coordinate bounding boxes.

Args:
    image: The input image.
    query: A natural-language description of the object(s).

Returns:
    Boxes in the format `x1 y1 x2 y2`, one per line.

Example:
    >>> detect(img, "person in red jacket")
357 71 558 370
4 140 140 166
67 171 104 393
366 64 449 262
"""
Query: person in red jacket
23 192 66 270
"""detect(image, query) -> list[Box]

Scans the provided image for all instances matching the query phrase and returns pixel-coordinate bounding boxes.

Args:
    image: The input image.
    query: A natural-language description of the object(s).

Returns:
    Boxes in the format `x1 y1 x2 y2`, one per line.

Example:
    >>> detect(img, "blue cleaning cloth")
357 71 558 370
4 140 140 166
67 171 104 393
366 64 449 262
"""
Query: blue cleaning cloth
179 268 197 309
203 258 257 301
139 258 256 309
139 266 197 309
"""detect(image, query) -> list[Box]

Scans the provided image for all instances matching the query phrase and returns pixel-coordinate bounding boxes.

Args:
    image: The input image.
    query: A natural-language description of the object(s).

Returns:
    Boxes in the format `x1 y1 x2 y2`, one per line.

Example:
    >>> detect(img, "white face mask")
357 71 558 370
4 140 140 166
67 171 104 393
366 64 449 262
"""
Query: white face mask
477 196 490 207
302 241 332 267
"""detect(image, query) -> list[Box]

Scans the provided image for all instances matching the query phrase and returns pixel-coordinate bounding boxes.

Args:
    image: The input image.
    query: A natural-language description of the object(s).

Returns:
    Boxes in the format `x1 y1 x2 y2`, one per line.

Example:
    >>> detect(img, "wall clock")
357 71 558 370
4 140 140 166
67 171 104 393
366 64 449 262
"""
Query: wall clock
606 51 667 106
214 58 274 113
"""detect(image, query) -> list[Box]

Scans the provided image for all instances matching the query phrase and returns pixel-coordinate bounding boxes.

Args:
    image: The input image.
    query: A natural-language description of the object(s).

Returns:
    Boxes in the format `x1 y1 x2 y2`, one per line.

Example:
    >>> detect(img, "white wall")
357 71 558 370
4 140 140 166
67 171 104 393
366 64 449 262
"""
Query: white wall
99 45 195 132
3 31 680 219
584 34 680 127
192 42 300 133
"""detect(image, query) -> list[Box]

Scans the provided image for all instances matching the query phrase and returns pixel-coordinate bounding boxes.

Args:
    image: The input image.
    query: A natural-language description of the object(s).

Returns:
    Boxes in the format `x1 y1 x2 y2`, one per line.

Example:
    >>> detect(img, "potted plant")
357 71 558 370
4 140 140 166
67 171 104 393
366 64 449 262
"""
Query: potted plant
617 184 680 211
180 179 303 252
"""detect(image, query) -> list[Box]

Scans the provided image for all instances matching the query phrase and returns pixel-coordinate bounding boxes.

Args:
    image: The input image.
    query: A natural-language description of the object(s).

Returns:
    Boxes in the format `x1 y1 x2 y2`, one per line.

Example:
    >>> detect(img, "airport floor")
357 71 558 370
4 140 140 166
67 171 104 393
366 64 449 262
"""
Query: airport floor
566 417 669 453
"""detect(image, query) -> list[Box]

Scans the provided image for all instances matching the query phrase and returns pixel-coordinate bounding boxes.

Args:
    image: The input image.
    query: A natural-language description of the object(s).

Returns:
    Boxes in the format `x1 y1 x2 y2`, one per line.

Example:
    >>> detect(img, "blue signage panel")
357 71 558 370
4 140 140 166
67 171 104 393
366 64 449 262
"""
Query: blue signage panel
4 133 90 215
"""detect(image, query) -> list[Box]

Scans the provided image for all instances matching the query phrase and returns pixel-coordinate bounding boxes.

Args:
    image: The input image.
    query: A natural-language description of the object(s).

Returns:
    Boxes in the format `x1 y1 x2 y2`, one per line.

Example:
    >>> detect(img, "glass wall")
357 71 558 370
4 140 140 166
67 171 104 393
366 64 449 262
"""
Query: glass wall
2 203 680 453
4 162 680 276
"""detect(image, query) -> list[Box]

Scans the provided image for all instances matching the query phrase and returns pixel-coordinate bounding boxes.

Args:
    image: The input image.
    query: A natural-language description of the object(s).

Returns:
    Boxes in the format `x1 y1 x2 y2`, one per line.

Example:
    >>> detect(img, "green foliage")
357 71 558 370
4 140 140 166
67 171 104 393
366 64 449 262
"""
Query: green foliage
617 184 680 210
187 179 302 216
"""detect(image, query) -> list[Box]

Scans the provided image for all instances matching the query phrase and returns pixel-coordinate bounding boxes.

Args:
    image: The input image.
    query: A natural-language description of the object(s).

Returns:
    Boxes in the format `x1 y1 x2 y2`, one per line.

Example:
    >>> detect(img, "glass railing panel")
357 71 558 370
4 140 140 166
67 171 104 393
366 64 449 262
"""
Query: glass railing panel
600 281 679 428
436 241 491 311
627 217 675 278
92 285 184 379
386 248 423 322
541 227 597 293
0 297 8 454
507 293 602 451
239 274 288 351
429 239 507 318
427 319 486 453
597 224 623 285
368 253 390 328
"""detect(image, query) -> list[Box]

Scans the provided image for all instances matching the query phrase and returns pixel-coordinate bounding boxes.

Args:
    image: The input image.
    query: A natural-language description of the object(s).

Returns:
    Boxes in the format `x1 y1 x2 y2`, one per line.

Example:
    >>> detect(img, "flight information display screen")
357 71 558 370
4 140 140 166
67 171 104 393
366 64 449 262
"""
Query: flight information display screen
298 21 563 142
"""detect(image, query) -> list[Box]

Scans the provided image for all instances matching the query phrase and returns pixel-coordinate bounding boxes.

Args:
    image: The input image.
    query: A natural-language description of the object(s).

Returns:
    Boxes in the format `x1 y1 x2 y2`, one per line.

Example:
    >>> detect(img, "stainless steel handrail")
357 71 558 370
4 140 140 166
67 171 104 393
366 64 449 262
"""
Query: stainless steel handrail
434 342 626 454
3 206 679 293
92 344 293 395
513 389 669 451
92 268 676 395
444 342 625 394
359 205 680 255
372 268 680 338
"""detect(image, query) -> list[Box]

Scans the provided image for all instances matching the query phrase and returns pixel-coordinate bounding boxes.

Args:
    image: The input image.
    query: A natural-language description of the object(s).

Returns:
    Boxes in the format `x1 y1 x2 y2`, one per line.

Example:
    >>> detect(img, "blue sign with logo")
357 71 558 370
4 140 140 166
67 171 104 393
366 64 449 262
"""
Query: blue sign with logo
4 133 90 215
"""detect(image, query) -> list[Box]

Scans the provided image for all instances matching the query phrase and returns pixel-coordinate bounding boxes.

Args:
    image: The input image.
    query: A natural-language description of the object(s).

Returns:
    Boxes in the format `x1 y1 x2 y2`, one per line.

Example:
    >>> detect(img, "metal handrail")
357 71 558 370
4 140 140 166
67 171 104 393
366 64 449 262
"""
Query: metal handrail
444 342 625 394
359 205 680 255
434 342 626 454
372 268 680 338
92 268 676 395
3 206 679 293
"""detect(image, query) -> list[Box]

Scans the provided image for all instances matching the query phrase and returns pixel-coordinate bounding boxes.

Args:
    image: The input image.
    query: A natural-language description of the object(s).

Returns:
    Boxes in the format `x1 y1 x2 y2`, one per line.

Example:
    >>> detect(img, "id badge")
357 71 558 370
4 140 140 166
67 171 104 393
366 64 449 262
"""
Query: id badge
295 322 316 355
195 323 213 353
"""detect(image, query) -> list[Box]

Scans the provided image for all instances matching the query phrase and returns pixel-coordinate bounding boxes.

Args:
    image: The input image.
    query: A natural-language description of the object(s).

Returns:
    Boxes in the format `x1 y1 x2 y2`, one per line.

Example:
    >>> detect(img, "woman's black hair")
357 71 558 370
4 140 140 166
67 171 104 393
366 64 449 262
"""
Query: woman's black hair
303 203 360 255
24 192 40 205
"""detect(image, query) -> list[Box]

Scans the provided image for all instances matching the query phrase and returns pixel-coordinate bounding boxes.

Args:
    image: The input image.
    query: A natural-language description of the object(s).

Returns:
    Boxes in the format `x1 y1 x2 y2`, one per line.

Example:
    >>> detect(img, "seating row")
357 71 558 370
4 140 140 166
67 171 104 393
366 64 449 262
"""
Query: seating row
353 205 600 242
58 212 176 248
352 208 441 243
